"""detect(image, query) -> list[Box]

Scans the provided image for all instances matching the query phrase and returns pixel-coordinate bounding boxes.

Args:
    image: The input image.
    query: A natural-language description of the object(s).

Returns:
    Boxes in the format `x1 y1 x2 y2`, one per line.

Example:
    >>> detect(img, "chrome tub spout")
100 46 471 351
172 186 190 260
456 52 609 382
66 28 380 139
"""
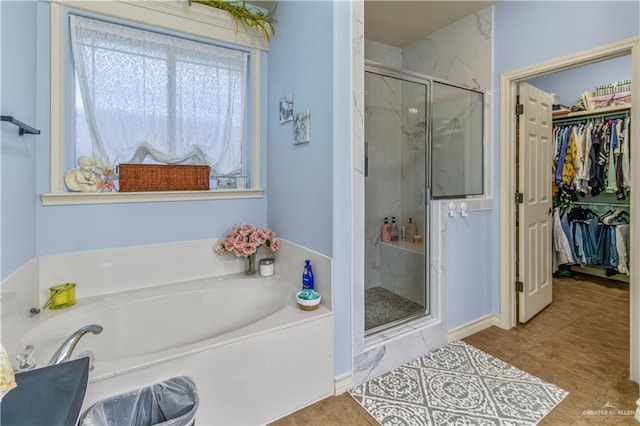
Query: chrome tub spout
48 324 103 365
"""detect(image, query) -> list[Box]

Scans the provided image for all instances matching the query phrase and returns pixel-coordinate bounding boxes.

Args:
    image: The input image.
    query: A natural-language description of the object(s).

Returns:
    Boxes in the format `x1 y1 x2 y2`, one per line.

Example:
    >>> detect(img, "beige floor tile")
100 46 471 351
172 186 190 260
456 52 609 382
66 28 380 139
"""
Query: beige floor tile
556 275 628 297
271 393 378 426
589 374 639 414
538 407 577 425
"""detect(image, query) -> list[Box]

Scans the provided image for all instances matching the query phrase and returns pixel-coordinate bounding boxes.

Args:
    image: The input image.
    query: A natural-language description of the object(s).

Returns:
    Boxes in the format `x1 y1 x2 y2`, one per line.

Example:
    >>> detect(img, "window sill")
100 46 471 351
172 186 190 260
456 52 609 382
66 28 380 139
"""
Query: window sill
40 189 265 206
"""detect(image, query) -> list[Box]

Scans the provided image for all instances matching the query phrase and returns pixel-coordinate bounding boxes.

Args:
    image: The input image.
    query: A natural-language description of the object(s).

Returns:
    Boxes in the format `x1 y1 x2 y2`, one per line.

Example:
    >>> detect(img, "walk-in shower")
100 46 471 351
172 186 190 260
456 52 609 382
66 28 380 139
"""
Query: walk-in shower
364 63 484 336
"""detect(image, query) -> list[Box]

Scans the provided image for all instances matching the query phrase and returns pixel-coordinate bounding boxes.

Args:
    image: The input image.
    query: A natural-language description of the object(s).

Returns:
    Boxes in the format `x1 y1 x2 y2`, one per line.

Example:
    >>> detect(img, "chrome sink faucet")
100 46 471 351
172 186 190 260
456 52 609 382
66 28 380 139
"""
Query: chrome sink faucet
48 324 103 366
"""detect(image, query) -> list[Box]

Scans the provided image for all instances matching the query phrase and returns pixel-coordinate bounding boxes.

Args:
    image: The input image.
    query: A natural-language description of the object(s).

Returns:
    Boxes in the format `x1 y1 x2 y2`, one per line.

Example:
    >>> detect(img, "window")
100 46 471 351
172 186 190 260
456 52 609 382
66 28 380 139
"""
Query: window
44 1 267 205
71 15 248 177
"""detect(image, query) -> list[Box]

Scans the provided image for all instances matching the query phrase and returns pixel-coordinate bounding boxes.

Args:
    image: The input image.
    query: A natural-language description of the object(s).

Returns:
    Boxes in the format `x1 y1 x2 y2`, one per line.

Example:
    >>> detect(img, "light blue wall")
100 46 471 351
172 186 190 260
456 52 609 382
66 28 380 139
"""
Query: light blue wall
528 56 632 108
447 211 496 328
266 1 334 256
495 1 639 74
31 2 268 257
36 200 267 254
1 1 38 279
267 1 351 374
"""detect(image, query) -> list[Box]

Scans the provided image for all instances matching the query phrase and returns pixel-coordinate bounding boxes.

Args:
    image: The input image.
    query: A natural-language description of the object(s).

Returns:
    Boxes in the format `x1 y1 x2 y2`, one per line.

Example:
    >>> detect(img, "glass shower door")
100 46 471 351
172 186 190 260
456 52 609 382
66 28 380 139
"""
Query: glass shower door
364 70 429 336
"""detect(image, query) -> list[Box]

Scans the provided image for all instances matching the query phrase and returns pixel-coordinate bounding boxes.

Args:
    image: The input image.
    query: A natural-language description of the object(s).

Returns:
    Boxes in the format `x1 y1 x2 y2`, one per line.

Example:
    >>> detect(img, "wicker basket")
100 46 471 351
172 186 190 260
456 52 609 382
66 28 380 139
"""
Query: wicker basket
118 164 210 192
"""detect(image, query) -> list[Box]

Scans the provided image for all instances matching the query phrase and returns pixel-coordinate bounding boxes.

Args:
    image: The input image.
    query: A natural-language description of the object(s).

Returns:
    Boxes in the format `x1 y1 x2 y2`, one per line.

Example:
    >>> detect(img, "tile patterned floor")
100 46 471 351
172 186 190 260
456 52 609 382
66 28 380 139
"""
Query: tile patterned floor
365 287 424 331
271 274 638 425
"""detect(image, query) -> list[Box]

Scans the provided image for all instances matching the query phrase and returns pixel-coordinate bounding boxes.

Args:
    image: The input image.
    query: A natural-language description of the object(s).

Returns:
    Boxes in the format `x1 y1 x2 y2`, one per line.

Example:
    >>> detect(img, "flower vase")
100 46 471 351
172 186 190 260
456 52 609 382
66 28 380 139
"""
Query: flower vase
244 254 257 275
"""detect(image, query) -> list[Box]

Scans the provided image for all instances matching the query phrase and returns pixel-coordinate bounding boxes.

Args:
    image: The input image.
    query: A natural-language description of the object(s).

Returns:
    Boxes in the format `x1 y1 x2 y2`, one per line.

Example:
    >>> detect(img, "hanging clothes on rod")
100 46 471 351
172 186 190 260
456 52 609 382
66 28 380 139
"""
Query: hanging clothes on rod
553 202 630 276
552 112 631 202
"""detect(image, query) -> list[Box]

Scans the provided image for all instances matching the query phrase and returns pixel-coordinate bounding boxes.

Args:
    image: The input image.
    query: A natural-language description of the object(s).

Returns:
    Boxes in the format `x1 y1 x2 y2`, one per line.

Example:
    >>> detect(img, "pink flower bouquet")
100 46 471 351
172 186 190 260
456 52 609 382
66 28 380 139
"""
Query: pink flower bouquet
214 224 280 274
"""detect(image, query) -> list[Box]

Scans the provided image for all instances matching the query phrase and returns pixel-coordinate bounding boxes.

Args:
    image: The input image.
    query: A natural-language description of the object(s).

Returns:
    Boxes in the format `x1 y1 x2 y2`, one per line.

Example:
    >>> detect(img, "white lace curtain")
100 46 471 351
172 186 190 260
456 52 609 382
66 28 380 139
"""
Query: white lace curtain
70 15 248 176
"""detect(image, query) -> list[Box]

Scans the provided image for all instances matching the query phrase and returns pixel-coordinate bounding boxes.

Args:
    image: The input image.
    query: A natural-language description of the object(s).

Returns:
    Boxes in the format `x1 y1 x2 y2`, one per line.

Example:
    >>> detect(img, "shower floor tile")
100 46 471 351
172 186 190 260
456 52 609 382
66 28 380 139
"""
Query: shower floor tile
365 287 423 331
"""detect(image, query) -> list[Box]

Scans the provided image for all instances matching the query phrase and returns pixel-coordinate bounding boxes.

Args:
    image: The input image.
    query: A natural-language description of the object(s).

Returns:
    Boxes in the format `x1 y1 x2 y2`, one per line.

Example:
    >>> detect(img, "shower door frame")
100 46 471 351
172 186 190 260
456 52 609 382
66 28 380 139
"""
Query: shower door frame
364 61 487 337
364 63 432 336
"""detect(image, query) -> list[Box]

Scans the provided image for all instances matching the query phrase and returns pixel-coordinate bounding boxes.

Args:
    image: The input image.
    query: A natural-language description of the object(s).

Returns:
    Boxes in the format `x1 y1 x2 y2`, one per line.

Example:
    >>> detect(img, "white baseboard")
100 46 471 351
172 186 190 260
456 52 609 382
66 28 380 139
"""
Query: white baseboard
334 373 353 395
448 314 500 342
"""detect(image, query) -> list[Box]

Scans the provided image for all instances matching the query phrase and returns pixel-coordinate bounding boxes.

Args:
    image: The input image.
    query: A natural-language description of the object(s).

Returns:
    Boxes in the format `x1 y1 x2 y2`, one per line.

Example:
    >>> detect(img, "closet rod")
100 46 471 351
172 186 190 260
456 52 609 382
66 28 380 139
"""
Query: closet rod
553 110 629 126
570 200 630 207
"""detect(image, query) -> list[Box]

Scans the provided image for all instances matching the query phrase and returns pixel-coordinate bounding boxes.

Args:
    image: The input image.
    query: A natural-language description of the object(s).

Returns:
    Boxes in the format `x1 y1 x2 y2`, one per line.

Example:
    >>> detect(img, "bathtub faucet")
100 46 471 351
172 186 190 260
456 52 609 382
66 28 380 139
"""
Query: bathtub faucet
48 324 103 366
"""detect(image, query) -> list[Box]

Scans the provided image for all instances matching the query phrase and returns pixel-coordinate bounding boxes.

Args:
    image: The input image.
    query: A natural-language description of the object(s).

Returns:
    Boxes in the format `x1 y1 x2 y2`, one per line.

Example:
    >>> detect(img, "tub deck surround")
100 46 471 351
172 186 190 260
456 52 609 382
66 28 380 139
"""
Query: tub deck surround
18 276 333 425
2 239 334 424
35 238 332 307
36 239 241 302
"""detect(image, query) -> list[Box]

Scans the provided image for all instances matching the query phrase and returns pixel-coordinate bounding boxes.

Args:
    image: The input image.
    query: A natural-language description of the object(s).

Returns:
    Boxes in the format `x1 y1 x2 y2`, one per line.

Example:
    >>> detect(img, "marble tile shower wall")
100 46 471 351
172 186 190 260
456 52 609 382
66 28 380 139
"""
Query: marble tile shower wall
379 244 424 304
364 39 402 67
402 8 492 90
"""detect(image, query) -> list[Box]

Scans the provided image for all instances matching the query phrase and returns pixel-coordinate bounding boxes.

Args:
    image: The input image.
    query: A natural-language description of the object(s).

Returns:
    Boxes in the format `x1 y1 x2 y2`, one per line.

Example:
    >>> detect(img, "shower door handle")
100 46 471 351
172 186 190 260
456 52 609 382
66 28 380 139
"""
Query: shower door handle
364 142 369 177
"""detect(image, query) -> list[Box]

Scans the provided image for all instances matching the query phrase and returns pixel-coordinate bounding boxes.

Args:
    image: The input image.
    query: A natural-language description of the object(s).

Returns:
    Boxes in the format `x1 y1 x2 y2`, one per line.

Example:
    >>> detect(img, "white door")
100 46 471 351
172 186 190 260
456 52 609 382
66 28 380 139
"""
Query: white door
518 82 553 323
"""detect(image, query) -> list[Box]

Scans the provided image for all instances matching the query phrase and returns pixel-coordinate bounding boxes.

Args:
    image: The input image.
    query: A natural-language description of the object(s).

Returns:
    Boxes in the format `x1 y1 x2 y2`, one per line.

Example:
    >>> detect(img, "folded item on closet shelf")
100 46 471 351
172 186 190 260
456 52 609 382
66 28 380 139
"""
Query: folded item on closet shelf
571 98 587 112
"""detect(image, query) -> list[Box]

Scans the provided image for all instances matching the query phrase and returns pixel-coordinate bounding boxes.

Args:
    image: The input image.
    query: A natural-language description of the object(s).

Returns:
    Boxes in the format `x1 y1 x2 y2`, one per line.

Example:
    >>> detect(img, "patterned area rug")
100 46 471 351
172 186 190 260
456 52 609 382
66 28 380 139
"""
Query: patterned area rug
365 287 424 331
350 341 568 425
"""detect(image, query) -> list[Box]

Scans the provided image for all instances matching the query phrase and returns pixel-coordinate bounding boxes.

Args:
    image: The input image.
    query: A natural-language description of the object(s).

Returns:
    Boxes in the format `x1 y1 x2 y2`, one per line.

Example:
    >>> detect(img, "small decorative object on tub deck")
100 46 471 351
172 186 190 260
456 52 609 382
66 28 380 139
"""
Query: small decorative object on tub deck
259 258 275 277
298 260 320 310
213 224 281 275
44 283 77 310
244 255 257 275
296 289 321 311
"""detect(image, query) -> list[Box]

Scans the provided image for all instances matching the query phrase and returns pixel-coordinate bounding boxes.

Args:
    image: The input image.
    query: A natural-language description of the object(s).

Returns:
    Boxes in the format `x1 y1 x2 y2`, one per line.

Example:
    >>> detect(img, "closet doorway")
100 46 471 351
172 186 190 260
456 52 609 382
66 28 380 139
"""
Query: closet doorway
499 36 640 384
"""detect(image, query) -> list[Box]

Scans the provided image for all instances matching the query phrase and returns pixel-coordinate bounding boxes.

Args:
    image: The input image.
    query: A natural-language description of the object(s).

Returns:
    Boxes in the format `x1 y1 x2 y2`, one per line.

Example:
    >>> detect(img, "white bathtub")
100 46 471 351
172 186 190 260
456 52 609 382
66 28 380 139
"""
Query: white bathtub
18 274 334 425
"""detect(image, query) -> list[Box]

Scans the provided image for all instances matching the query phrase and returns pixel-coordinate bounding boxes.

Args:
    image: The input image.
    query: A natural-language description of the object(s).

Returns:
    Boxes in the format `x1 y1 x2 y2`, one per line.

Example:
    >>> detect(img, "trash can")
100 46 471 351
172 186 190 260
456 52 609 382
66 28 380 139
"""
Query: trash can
80 376 198 426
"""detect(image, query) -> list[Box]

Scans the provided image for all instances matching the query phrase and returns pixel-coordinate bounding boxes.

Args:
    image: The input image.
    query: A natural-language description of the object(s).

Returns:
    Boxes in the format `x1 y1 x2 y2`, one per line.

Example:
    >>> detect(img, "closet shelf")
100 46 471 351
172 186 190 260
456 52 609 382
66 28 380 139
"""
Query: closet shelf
552 104 630 122
571 200 629 207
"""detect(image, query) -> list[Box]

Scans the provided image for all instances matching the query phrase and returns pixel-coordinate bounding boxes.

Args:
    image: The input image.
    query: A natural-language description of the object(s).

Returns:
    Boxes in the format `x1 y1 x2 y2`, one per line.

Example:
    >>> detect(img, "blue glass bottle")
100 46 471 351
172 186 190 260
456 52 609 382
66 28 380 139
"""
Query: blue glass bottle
302 259 314 290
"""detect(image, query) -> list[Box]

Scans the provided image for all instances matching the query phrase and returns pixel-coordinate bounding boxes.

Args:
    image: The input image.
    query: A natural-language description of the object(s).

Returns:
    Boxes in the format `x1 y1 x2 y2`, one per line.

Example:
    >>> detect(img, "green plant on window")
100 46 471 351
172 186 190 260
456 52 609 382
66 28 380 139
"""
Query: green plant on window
189 0 277 41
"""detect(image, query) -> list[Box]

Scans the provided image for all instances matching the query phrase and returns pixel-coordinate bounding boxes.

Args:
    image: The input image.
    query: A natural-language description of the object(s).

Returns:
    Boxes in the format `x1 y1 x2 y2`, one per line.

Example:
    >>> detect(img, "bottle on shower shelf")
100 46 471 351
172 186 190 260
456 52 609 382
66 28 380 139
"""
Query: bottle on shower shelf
391 217 399 241
381 217 391 242
404 217 416 242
